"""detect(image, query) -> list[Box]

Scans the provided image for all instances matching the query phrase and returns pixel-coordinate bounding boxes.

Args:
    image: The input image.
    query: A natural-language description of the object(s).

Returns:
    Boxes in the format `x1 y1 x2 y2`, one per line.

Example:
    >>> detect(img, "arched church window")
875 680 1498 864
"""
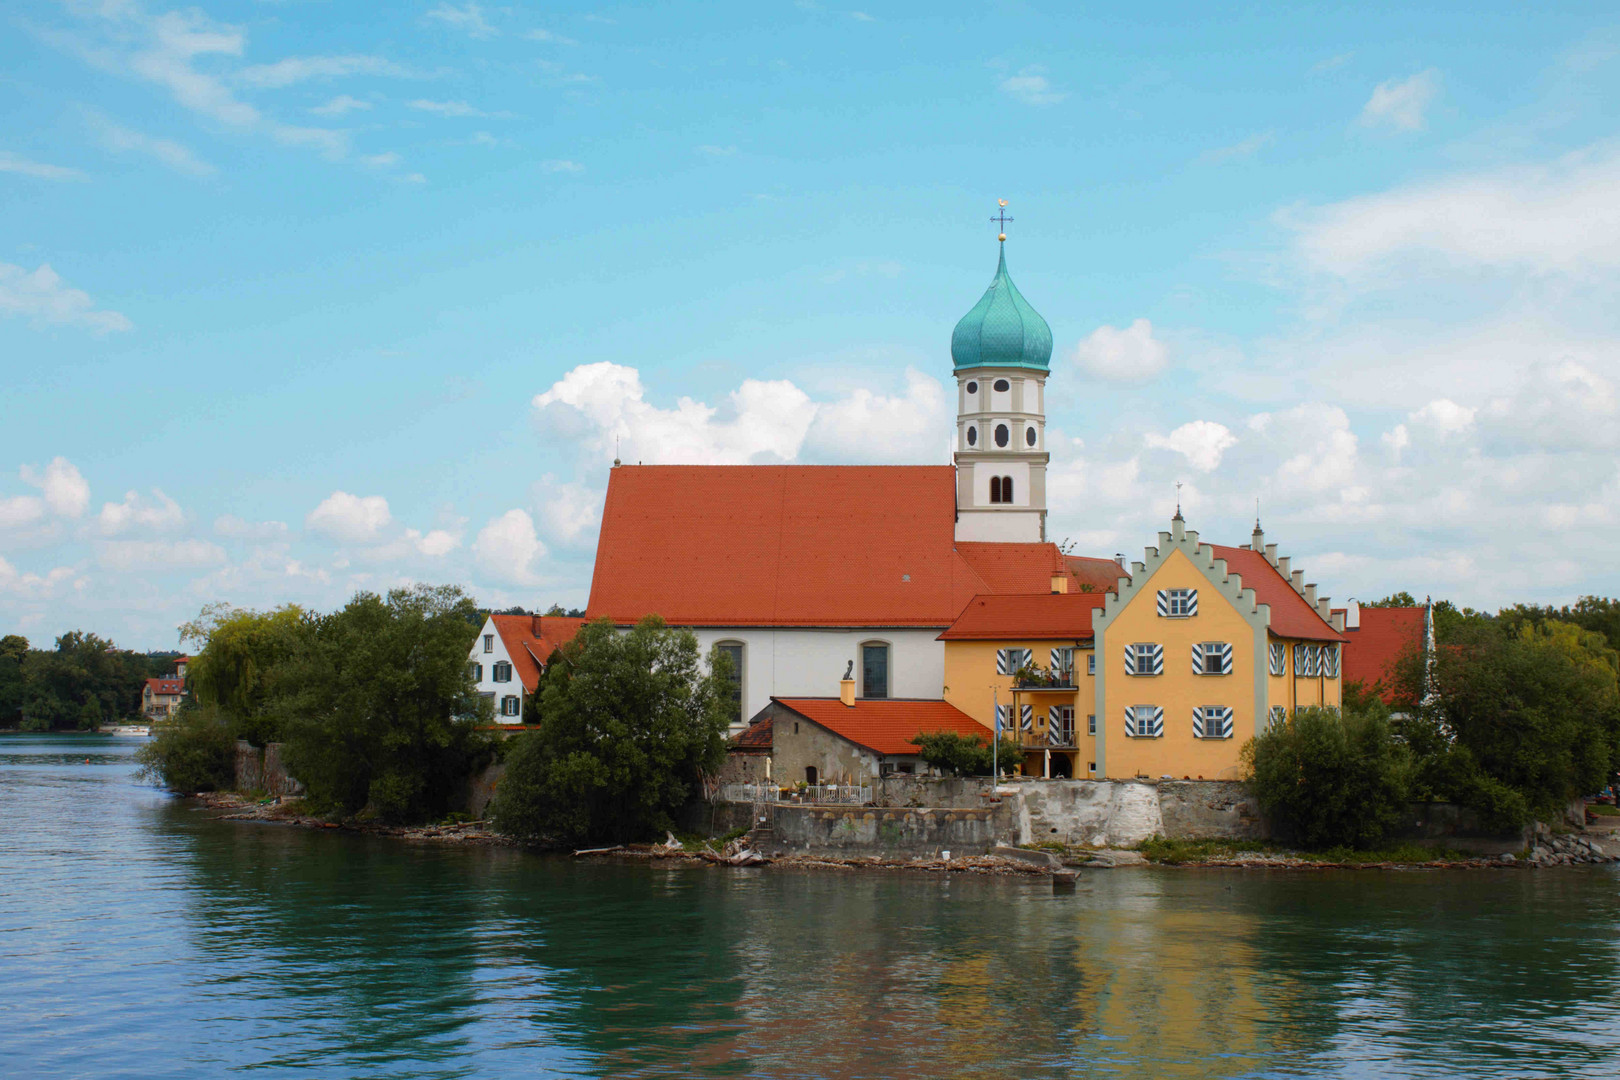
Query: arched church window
1026 426 1037 446
990 476 1003 502
965 381 978 395
994 424 1009 448
1002 476 1015 502
966 426 977 446
993 379 1010 392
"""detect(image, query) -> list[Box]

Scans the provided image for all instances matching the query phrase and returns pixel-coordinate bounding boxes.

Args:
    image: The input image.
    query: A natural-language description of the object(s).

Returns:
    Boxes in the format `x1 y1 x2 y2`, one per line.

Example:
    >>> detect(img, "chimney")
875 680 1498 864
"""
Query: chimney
839 676 856 707
1115 552 1126 569
1051 574 1069 594
1346 600 1361 630
532 614 543 636
1331 609 1347 632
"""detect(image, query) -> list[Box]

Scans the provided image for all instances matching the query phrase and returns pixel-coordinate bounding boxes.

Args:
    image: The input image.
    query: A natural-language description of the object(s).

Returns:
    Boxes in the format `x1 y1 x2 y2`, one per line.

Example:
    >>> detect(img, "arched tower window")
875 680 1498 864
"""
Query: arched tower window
989 476 1003 503
994 424 1009 448
1002 476 1014 502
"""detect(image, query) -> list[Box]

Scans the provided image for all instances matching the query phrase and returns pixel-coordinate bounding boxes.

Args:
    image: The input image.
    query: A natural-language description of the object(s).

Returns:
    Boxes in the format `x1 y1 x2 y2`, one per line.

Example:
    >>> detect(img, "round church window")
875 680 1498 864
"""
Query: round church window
1026 426 1037 446
966 426 977 446
993 379 1010 392
995 424 1010 448
965 381 978 394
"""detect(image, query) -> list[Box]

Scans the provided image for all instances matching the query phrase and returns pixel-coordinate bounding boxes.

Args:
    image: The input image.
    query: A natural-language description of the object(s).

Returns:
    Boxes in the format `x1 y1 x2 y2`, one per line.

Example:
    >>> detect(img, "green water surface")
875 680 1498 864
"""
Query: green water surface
2 732 1618 1079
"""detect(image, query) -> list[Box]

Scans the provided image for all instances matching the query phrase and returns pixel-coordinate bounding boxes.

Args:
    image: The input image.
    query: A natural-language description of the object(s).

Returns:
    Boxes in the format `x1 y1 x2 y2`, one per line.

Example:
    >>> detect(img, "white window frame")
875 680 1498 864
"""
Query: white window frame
1160 588 1197 618
1126 704 1163 738
1193 642 1232 676
483 634 494 654
492 660 513 683
1086 713 1096 736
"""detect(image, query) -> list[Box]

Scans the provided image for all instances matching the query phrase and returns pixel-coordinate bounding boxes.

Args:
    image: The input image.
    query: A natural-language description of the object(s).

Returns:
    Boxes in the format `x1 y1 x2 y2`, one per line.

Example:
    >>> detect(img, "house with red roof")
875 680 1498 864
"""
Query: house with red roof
1338 603 1430 709
768 693 993 784
468 613 586 723
142 677 186 720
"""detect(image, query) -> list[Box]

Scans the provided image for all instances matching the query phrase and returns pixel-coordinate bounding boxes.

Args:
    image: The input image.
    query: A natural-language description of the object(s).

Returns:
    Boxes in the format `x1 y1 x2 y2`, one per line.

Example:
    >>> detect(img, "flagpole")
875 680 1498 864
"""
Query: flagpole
992 686 999 778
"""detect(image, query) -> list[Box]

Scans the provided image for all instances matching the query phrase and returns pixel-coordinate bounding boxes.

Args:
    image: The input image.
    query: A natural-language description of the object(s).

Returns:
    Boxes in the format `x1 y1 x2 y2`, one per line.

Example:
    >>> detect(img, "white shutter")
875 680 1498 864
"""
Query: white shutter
1270 643 1286 676
1185 590 1199 616
1019 704 1034 732
1190 643 1205 675
1324 645 1340 678
995 703 1010 731
996 649 1015 675
1145 705 1164 737
1123 644 1137 676
1156 589 1170 616
1218 643 1233 675
1019 648 1033 670
1192 706 1207 739
1149 644 1164 675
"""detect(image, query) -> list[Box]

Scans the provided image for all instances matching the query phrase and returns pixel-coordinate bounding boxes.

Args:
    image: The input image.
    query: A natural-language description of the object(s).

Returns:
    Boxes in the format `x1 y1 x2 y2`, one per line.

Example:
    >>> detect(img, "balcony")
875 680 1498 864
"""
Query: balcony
1012 664 1078 691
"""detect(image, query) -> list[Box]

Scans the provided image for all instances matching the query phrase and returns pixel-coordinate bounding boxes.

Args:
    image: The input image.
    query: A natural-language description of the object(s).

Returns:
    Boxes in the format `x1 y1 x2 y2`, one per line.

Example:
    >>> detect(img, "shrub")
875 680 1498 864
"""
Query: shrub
136 707 236 793
490 617 731 845
1243 705 1411 849
909 730 1023 777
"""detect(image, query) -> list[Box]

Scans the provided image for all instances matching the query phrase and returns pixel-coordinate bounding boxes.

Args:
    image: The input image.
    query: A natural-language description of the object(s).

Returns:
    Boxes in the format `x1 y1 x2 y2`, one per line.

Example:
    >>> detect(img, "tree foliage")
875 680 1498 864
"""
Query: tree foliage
1 632 158 731
136 706 236 793
180 602 307 746
908 730 1023 777
1244 705 1411 849
490 617 731 845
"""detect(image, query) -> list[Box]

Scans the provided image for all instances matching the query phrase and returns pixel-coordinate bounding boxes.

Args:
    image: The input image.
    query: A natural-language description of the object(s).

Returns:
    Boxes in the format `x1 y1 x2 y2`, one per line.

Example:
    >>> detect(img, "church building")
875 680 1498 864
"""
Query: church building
584 223 1350 782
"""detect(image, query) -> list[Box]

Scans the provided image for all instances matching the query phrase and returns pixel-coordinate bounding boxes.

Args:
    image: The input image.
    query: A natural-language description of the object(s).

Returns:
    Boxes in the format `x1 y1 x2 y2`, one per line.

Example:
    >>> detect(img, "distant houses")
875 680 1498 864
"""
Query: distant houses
467 614 586 724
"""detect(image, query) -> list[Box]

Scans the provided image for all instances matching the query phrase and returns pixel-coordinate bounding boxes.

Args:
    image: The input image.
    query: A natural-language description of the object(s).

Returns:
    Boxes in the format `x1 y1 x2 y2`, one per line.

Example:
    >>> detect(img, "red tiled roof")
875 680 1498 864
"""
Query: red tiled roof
939 591 1108 640
1065 555 1128 593
145 678 183 696
1341 607 1425 704
490 614 587 693
729 716 773 752
774 697 989 756
954 542 1066 593
1209 545 1344 642
588 465 1011 627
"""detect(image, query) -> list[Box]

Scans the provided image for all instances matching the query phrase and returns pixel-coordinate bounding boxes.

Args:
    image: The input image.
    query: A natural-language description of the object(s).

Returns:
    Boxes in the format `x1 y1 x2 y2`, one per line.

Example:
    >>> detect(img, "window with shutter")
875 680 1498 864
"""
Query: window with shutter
1323 645 1341 678
1157 588 1198 617
1268 705 1288 729
1126 705 1164 738
1192 642 1232 676
1192 706 1234 739
1269 642 1286 676
1126 643 1163 675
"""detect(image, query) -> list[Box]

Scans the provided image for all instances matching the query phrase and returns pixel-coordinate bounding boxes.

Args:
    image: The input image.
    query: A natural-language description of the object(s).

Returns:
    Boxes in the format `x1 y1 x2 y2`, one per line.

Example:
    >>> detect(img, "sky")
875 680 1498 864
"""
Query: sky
3 1 1620 650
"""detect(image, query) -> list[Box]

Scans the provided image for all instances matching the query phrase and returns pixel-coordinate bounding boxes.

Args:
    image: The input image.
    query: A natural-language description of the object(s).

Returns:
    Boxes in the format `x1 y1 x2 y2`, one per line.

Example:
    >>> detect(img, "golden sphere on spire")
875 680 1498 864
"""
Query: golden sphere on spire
998 233 1006 241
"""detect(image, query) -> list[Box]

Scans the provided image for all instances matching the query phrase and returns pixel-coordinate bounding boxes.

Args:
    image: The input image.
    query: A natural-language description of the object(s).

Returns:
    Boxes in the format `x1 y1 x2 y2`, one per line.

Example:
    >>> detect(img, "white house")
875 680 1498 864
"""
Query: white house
467 613 586 724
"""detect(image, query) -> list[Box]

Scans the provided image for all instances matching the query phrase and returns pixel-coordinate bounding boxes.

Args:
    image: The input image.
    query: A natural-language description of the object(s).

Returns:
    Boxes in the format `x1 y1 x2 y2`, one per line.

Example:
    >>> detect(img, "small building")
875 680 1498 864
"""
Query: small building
468 614 586 724
142 677 185 719
766 692 990 785
940 590 1110 779
1339 602 1430 710
721 716 775 784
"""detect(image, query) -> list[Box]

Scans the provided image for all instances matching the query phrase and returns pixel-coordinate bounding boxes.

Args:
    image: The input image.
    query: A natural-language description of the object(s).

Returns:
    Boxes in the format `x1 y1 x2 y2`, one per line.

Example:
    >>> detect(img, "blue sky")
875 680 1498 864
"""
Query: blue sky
4 1 1620 649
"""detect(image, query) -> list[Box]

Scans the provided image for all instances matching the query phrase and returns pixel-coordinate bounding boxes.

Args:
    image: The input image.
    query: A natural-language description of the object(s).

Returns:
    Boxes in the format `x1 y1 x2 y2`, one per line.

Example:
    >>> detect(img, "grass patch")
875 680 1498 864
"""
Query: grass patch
676 825 751 853
1588 803 1620 817
1135 835 1470 865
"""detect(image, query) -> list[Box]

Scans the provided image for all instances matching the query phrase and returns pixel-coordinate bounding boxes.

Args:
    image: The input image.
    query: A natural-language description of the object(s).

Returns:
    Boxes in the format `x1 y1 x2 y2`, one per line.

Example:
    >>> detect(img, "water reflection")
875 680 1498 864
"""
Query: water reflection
3 733 1620 1080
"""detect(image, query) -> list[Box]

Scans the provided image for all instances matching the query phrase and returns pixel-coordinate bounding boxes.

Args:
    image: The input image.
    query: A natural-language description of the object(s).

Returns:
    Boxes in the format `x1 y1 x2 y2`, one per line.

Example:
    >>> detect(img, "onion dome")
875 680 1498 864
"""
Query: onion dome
950 243 1053 372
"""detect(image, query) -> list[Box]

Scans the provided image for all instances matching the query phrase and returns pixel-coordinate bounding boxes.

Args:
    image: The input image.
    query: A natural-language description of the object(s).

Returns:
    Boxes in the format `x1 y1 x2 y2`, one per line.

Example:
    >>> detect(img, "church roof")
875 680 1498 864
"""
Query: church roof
585 465 1071 628
950 244 1053 372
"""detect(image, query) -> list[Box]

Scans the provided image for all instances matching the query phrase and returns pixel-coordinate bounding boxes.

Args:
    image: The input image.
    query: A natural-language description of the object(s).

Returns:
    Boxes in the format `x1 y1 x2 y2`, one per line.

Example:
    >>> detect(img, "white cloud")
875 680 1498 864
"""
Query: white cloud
311 95 372 116
0 263 132 333
407 99 487 117
213 515 288 540
1247 404 1360 497
0 496 46 531
20 458 89 518
1409 398 1477 437
474 509 547 585
426 3 497 38
1198 132 1274 166
96 538 225 571
0 555 78 598
541 159 583 173
526 28 578 45
361 152 402 168
1146 421 1239 472
1284 143 1620 282
236 55 408 89
415 529 459 557
92 117 214 177
804 368 950 463
98 489 184 535
1359 69 1440 131
306 491 392 542
999 67 1065 106
0 152 86 181
531 475 601 546
1072 319 1168 381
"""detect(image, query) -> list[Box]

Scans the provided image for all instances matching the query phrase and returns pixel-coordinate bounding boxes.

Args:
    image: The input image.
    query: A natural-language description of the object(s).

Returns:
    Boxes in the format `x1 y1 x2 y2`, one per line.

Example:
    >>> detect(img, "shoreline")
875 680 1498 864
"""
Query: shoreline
188 792 1620 873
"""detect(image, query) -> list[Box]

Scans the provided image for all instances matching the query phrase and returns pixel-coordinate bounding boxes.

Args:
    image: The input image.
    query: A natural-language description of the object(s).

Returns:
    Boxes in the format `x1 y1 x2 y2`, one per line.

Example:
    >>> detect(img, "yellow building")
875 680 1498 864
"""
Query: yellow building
939 590 1109 778
1093 514 1344 780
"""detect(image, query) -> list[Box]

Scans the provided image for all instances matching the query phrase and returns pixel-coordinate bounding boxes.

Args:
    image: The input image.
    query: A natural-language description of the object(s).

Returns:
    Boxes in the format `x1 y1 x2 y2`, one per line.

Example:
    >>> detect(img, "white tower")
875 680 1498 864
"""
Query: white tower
950 223 1052 543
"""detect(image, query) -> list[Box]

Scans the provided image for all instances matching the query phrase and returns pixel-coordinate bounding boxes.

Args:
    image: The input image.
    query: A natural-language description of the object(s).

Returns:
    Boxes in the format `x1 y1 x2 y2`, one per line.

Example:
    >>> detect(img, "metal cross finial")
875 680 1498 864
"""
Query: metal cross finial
991 198 1012 240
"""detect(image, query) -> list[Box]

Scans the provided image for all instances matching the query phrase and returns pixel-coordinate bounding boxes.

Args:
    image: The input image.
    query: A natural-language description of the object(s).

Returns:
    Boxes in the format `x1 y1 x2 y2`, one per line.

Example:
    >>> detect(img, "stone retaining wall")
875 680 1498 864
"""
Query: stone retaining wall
233 740 303 797
770 805 1001 857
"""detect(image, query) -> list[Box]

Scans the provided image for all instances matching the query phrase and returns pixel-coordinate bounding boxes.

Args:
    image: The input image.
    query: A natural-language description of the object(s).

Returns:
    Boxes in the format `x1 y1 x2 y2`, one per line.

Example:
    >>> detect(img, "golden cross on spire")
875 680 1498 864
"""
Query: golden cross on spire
990 198 1012 242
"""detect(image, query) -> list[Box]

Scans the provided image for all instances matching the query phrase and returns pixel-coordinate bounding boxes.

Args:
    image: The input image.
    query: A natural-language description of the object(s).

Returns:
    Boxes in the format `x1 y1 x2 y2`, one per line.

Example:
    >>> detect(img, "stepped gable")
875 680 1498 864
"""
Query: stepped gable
1208 545 1343 642
490 614 586 692
773 697 989 753
939 591 1108 641
1341 607 1425 703
589 464 1003 627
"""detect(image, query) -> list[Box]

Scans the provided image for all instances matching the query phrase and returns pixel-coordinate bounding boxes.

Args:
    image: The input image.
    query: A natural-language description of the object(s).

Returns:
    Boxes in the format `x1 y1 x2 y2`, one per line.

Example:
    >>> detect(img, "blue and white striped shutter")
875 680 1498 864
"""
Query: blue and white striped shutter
1019 704 1034 731
1185 590 1198 616
1270 643 1286 676
1156 589 1171 617
996 649 1015 675
1047 706 1064 744
995 703 1010 730
1294 643 1307 674
1324 645 1340 677
1148 644 1164 675
1269 705 1287 729
1019 648 1033 670
1309 646 1323 677
1210 706 1234 738
1123 644 1137 675
1190 643 1205 675
1217 643 1233 675
1144 705 1164 737
1192 706 1207 739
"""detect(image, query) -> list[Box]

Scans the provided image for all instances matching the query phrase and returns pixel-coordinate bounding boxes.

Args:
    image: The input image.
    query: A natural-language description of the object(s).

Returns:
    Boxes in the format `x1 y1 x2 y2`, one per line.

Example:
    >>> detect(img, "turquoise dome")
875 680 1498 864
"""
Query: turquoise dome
950 244 1053 372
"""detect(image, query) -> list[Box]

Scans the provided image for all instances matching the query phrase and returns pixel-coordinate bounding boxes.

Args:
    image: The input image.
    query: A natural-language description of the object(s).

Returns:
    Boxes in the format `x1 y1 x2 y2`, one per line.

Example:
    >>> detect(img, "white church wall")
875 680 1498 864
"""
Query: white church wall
972 460 1031 506
953 510 1043 543
692 627 947 732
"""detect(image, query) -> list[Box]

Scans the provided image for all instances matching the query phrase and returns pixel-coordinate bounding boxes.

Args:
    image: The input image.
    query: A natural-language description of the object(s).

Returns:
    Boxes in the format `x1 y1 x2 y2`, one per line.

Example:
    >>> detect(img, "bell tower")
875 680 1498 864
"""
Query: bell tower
951 205 1052 543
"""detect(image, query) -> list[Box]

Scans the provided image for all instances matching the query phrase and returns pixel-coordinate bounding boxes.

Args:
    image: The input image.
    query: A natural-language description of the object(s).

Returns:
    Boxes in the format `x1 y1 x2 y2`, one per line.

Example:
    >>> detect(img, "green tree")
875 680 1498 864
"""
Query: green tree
1244 705 1411 849
136 705 237 793
909 730 1024 777
491 617 731 845
0 634 26 728
180 602 307 745
276 585 494 823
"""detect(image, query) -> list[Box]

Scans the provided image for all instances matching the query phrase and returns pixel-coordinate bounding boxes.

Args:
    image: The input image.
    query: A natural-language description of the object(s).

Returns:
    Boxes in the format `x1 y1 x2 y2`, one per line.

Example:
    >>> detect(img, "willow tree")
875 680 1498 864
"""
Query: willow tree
180 602 307 745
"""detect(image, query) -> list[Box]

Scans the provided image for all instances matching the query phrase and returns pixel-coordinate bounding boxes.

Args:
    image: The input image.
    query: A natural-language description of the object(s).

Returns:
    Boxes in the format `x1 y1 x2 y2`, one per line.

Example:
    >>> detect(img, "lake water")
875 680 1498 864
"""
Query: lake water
3 733 1619 1079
